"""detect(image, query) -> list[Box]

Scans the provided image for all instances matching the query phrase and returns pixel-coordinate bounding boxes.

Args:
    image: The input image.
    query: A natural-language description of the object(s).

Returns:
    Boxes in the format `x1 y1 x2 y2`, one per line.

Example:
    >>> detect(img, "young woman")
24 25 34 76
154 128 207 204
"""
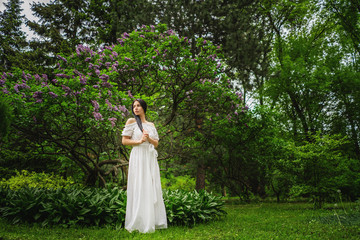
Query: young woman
121 99 167 233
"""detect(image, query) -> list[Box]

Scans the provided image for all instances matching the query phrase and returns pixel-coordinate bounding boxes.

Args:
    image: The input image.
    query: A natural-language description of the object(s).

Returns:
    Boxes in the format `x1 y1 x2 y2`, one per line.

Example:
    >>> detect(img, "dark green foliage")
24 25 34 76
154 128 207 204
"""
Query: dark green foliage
0 187 225 227
0 186 126 227
0 96 12 140
163 189 226 226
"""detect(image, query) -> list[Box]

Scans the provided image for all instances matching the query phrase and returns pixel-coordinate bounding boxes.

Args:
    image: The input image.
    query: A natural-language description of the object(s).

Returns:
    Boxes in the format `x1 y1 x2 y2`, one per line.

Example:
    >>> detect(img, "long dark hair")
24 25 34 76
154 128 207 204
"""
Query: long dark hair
131 99 147 132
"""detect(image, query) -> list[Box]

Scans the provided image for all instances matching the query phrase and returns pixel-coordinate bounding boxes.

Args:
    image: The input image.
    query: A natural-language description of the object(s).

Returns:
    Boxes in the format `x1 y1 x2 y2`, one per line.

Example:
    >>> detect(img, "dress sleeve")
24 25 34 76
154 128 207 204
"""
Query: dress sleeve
152 125 159 141
121 123 134 137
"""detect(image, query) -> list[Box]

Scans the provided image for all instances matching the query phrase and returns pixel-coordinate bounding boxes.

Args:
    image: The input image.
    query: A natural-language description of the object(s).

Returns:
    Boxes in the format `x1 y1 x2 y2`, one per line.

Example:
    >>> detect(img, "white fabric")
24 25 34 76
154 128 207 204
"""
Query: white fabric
122 122 167 233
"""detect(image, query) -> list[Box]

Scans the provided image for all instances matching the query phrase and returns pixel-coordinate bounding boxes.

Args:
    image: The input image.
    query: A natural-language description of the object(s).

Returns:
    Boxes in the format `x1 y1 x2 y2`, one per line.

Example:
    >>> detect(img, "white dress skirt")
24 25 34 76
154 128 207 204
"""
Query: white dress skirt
121 122 167 233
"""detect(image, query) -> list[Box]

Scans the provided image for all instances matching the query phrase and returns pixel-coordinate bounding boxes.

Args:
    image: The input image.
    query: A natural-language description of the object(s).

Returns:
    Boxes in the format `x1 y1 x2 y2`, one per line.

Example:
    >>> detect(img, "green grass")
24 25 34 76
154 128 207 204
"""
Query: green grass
1 203 360 240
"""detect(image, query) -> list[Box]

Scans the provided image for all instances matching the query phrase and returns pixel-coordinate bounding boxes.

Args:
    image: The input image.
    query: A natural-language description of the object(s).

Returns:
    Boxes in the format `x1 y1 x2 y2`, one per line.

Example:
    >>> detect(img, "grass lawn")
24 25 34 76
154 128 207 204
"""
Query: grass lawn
1 202 359 239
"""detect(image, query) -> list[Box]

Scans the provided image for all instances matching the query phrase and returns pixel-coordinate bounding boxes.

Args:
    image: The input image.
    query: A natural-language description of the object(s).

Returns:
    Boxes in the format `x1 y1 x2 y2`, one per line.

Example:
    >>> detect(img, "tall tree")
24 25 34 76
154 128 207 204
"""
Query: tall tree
27 0 90 76
0 0 27 72
324 0 360 159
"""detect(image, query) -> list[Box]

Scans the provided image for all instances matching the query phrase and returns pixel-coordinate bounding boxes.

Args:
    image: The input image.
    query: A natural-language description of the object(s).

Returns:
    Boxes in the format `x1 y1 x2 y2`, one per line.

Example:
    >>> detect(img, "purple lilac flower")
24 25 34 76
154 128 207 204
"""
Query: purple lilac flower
105 99 112 109
56 73 70 79
167 29 174 35
85 57 91 62
140 35 145 38
108 90 112 97
91 100 100 111
117 39 124 45
236 91 242 99
33 91 43 102
14 84 20 93
99 74 109 81
62 85 72 96
42 74 48 81
101 82 112 88
93 85 99 89
57 55 67 62
21 83 30 89
123 32 130 38
203 40 207 44
124 57 132 61
127 90 133 98
93 112 103 121
0 79 5 86
118 105 127 113
95 69 100 75
2 88 9 94
80 76 87 85
150 25 155 31
108 117 117 127
48 92 58 98
143 64 149 68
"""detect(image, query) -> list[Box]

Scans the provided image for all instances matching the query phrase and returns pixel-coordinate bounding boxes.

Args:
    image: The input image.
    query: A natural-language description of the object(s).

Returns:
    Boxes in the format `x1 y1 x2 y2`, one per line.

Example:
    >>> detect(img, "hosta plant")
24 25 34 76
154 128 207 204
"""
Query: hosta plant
0 187 226 227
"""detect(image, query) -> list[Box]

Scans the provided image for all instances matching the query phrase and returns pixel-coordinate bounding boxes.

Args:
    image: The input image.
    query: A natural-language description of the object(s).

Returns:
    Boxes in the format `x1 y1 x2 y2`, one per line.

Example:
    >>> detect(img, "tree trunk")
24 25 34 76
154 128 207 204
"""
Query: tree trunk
195 162 206 190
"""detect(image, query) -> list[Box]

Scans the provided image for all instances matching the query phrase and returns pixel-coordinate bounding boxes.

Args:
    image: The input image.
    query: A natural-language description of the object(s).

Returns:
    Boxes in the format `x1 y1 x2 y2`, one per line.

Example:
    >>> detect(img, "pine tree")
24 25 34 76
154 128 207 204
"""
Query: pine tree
27 0 90 76
0 0 27 72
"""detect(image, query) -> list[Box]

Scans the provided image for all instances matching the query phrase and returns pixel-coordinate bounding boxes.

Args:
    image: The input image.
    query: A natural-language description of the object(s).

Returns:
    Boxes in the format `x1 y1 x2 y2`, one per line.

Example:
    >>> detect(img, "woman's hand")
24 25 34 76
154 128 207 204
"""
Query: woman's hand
139 130 148 143
143 130 149 139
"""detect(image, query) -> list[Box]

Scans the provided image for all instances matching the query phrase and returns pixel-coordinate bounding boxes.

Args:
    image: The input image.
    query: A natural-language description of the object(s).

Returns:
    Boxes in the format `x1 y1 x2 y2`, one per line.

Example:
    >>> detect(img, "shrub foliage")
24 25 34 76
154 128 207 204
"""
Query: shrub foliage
0 170 75 190
0 187 225 227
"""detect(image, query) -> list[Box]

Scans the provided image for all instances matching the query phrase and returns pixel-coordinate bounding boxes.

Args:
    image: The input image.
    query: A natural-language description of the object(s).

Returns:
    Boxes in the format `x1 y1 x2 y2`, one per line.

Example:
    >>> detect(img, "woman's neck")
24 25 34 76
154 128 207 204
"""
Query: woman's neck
139 115 146 123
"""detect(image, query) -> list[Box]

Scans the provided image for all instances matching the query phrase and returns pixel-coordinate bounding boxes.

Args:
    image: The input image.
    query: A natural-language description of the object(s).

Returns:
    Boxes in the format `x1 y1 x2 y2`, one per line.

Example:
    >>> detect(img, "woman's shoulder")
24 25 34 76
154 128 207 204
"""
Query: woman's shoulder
125 118 136 125
145 122 155 127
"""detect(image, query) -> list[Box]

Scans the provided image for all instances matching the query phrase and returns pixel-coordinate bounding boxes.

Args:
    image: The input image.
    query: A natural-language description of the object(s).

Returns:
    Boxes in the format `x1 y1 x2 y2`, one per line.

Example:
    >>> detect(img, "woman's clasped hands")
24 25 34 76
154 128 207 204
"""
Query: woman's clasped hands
140 129 149 143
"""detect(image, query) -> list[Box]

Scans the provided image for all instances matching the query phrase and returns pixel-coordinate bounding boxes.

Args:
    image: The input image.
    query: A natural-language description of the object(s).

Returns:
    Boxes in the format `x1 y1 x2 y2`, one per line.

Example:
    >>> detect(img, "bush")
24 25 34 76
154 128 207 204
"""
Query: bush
0 170 75 190
0 187 226 227
163 189 226 225
0 186 126 227
161 175 196 191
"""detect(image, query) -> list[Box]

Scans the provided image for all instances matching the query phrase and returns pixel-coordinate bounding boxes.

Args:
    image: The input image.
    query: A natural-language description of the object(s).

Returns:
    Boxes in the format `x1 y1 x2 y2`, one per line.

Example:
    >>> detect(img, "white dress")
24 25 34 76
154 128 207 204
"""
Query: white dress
121 122 167 233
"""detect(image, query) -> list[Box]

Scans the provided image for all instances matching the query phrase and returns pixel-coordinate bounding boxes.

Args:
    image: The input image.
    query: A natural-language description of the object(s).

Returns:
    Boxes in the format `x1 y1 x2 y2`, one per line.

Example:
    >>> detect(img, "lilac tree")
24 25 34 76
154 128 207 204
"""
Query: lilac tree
1 24 245 186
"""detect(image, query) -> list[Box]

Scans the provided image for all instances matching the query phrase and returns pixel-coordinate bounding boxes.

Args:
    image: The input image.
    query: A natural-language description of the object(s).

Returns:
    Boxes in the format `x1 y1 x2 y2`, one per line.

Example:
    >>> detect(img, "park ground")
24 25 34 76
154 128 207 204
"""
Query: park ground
1 202 360 239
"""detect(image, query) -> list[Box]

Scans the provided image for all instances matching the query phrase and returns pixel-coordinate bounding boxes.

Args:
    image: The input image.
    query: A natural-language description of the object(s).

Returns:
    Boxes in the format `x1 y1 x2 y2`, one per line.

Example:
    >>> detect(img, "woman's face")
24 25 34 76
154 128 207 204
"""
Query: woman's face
133 101 144 116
